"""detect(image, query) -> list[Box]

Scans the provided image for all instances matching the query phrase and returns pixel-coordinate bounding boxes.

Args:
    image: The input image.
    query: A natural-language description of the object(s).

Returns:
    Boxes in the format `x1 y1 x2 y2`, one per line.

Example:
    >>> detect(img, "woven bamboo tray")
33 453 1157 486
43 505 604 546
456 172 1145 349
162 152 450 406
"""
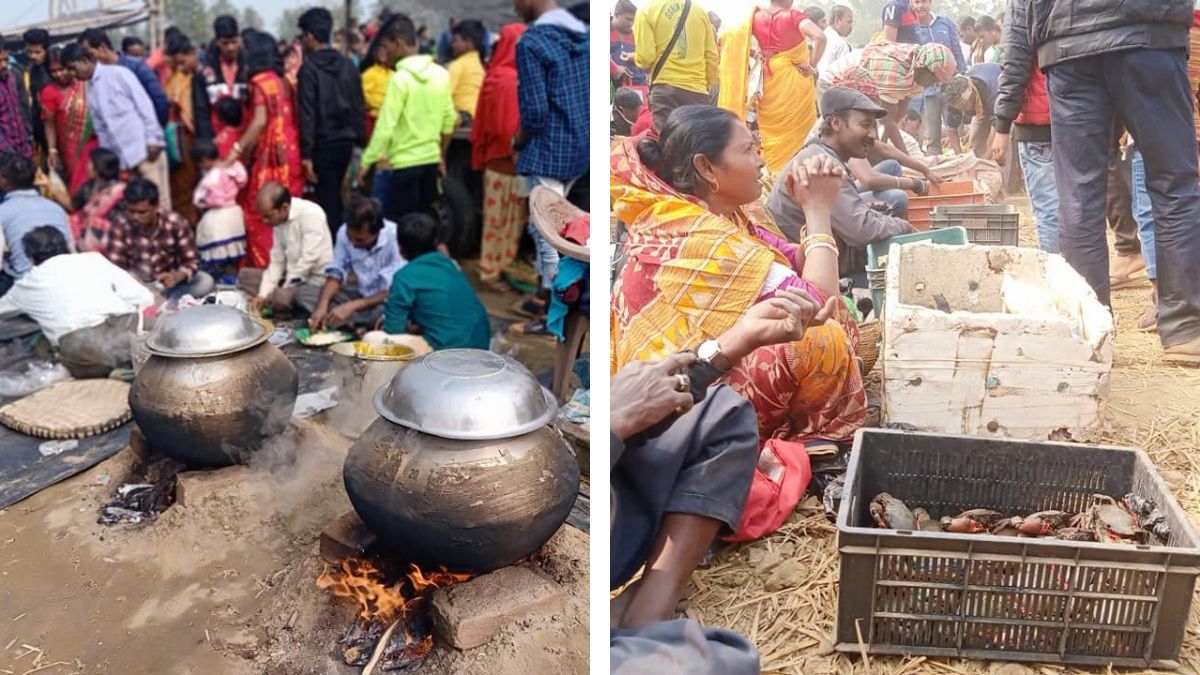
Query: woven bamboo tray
0 379 132 439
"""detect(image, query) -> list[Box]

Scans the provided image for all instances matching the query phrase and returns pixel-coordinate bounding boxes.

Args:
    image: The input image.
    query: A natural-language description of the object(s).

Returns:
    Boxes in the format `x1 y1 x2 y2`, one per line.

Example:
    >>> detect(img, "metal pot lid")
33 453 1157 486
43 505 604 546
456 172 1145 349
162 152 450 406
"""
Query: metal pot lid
373 349 558 440
145 304 269 358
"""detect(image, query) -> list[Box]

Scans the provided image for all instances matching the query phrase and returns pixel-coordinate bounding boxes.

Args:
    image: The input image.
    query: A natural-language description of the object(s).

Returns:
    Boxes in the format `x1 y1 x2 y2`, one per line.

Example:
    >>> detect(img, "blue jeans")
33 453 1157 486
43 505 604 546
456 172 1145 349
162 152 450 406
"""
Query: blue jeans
860 160 909 217
1131 149 1157 279
371 169 394 218
1017 140 1062 254
1047 47 1200 346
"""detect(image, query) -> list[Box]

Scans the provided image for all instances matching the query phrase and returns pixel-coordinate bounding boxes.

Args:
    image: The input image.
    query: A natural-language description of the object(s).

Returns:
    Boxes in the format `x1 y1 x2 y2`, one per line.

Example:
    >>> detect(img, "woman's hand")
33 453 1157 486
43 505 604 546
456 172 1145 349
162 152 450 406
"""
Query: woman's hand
723 288 836 358
610 352 698 440
785 154 845 216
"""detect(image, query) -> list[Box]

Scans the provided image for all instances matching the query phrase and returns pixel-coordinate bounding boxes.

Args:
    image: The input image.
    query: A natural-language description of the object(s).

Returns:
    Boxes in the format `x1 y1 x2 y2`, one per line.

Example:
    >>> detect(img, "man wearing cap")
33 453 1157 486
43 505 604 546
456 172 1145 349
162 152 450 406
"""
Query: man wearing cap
766 87 924 277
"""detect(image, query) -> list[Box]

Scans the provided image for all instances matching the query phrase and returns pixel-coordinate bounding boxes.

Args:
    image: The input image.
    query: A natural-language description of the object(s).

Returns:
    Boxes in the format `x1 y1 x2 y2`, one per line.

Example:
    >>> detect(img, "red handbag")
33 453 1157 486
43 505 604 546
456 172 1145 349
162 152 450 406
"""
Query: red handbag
724 438 812 542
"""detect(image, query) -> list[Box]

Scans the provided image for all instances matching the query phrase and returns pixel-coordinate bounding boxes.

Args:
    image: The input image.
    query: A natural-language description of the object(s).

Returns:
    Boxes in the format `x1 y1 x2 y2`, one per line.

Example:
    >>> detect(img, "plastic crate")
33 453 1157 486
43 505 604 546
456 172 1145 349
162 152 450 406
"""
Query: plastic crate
931 204 1021 245
835 429 1200 669
907 181 987 231
864 227 968 316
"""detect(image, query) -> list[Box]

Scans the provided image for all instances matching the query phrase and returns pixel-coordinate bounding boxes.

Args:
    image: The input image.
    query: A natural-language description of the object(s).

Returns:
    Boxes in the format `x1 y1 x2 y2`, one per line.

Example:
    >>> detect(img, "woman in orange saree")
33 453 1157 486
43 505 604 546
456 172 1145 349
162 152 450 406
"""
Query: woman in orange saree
231 31 303 269
719 0 826 173
612 105 866 540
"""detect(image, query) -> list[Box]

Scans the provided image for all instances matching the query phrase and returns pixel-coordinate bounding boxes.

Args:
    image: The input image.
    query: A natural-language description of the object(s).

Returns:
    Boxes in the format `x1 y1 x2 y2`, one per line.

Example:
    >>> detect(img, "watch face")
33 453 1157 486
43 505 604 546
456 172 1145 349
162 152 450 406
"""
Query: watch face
697 340 719 362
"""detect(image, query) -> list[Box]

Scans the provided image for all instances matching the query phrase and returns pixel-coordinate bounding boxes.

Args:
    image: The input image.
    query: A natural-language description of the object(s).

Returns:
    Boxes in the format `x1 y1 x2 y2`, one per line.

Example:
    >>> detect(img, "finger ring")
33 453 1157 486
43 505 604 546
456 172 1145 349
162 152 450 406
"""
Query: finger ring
674 373 691 392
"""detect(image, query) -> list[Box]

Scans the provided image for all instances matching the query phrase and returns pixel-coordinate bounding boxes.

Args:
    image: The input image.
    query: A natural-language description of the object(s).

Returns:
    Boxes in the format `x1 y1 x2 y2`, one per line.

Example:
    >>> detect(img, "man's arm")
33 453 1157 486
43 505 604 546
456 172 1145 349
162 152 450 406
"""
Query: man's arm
258 236 286 298
172 215 199 279
633 9 657 72
868 139 938 182
381 276 413 334
703 13 720 89
104 259 155 307
295 211 332 281
515 40 548 133
105 217 129 269
129 59 170 125
297 62 318 161
837 181 915 247
123 70 164 149
993 0 1033 135
361 74 404 167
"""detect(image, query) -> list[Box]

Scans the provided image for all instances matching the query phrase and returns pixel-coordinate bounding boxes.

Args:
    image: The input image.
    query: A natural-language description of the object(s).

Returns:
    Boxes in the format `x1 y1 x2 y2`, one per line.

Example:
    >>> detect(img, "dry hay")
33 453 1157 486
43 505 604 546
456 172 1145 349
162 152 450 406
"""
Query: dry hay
685 195 1200 674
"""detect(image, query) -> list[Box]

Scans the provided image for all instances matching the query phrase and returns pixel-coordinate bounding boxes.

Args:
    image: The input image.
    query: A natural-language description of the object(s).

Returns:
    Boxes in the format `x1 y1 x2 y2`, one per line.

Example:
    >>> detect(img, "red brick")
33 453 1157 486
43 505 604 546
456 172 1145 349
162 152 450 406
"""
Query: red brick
430 565 565 650
319 511 377 564
175 465 250 507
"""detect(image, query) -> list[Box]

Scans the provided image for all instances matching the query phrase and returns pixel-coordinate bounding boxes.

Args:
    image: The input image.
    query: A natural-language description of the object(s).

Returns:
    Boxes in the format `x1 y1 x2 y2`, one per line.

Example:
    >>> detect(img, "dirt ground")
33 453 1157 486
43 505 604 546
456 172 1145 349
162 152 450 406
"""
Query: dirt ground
684 194 1200 674
0 271 589 675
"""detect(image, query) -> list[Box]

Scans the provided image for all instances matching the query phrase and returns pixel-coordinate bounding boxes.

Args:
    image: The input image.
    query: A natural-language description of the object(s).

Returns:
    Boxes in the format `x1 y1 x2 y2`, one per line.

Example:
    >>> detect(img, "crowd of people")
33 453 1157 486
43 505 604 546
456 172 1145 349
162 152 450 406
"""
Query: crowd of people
610 0 1200 671
0 0 591 376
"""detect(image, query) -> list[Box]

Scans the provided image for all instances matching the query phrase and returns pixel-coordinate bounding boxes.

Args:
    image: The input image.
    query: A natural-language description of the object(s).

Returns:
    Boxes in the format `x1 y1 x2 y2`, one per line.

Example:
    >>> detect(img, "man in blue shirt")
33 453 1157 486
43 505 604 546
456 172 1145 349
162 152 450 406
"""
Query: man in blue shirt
79 28 169 126
909 0 967 154
513 0 589 334
307 195 406 330
881 0 921 44
382 213 490 350
0 153 71 295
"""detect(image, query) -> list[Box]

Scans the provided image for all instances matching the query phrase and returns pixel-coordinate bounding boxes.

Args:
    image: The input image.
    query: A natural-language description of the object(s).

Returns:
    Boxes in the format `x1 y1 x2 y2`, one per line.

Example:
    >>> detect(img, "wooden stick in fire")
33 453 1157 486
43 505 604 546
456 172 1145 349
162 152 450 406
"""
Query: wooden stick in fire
361 618 402 675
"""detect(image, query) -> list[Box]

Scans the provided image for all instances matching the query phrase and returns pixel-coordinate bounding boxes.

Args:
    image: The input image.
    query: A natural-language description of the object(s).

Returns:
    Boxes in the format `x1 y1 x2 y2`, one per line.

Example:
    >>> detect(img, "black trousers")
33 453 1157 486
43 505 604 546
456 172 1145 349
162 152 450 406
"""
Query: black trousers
1048 47 1200 348
311 140 355 236
386 163 440 223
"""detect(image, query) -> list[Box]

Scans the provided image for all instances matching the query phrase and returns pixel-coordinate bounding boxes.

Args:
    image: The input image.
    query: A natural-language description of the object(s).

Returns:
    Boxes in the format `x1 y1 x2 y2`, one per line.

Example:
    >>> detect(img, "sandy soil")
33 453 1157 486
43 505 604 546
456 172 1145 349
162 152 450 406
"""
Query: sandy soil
0 270 590 674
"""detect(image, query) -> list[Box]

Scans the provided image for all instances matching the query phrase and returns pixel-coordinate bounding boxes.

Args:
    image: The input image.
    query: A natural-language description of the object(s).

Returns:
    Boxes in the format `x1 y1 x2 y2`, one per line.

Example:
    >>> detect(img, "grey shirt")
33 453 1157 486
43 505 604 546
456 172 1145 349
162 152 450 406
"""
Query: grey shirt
765 142 914 247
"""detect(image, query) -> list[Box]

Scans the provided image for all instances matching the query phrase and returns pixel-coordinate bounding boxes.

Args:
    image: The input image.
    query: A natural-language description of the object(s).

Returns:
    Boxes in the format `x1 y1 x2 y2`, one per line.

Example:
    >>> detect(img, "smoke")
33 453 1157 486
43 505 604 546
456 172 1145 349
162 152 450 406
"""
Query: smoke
248 419 354 540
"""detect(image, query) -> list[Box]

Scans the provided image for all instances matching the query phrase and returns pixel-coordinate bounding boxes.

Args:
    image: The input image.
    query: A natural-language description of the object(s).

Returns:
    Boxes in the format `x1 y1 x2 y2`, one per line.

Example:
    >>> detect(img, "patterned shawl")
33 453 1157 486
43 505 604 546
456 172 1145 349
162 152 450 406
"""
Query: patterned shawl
831 42 955 103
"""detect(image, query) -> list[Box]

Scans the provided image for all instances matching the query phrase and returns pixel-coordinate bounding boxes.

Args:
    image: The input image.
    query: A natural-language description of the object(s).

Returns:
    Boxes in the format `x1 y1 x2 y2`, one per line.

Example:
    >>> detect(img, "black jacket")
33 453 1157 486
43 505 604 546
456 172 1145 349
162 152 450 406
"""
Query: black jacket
995 0 1035 137
296 48 366 159
1029 0 1191 68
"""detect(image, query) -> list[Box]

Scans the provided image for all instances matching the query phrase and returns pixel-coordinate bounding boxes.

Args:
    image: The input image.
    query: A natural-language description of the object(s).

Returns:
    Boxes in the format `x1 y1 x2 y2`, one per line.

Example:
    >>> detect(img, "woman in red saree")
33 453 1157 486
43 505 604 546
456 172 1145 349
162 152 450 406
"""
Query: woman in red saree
612 105 866 540
471 23 527 288
40 47 97 195
230 31 303 268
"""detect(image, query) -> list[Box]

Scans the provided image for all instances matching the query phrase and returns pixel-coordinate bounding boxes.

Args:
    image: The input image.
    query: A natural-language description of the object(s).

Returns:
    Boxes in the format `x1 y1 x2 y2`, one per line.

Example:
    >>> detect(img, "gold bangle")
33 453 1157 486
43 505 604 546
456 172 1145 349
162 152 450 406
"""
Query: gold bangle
804 241 839 257
801 233 837 249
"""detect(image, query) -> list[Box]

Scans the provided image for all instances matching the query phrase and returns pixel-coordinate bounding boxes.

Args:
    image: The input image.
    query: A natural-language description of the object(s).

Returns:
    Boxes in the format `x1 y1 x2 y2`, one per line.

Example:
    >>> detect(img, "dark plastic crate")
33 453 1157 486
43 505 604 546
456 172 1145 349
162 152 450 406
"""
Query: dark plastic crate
864 227 968 316
835 429 1200 669
931 205 1020 246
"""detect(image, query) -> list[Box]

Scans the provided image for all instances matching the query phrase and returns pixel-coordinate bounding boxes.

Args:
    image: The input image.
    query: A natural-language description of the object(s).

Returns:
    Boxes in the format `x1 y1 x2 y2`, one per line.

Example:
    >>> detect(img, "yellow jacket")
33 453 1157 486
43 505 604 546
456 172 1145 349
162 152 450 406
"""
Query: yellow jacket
633 0 718 95
361 64 392 118
448 51 485 116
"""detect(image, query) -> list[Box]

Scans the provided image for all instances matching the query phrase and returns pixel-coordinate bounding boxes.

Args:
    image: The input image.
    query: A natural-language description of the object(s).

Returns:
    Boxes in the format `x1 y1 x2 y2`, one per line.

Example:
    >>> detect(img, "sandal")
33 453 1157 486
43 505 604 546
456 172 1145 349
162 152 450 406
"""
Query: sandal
509 318 551 337
1109 253 1148 290
1136 289 1158 333
512 296 547 318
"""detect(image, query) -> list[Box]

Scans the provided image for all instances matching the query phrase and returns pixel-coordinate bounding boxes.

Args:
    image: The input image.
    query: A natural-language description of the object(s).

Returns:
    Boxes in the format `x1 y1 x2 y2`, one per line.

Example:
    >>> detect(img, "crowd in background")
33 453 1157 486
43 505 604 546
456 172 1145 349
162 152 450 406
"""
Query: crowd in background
0 0 590 378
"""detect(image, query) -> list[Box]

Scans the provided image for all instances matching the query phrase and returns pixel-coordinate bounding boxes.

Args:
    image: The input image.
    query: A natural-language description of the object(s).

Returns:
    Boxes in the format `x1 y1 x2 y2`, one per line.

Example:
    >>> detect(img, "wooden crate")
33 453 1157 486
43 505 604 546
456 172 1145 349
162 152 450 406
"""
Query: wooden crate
881 244 1114 441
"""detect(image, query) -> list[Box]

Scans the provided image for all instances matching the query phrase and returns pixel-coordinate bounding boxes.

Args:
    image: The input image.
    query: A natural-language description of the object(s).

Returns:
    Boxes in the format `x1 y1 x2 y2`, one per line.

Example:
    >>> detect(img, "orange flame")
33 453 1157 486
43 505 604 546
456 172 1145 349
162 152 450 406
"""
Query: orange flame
316 558 413 622
316 558 474 623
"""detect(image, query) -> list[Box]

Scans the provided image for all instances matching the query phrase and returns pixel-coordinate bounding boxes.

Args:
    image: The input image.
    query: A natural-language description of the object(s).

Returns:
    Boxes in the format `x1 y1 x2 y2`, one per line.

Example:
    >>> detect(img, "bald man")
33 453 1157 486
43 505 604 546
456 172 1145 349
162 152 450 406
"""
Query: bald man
236 183 334 315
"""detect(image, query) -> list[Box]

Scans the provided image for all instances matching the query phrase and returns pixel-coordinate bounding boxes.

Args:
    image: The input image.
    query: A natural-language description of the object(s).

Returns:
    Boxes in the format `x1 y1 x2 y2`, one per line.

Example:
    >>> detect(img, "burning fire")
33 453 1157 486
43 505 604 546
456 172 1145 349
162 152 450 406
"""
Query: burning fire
316 558 473 622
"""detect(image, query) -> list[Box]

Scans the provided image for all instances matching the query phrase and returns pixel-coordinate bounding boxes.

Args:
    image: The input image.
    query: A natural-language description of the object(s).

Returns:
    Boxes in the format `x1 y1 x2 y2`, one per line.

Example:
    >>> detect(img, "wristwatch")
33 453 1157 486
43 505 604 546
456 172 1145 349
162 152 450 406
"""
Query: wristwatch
695 339 733 374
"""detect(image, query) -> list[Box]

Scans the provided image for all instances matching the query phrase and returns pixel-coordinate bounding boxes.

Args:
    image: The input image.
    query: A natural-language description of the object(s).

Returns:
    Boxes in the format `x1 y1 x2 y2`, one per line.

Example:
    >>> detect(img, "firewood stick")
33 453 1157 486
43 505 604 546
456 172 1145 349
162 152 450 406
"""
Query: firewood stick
361 618 401 675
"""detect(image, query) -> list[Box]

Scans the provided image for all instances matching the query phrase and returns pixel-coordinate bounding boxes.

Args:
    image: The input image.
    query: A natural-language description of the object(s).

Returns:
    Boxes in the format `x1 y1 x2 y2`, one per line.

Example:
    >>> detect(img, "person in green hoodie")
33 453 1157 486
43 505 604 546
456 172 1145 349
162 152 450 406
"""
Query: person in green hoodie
357 12 457 225
381 212 491 350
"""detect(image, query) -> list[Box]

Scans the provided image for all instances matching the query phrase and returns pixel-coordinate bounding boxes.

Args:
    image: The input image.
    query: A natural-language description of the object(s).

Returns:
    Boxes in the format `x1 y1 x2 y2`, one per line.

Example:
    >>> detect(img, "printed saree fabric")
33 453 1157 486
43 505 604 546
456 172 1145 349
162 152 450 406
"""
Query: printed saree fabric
610 137 866 449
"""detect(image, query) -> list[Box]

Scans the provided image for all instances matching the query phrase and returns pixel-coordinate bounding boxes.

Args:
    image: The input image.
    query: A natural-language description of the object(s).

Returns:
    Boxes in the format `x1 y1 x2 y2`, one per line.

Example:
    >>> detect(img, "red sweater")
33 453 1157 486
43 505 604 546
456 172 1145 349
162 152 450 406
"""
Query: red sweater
1013 58 1050 129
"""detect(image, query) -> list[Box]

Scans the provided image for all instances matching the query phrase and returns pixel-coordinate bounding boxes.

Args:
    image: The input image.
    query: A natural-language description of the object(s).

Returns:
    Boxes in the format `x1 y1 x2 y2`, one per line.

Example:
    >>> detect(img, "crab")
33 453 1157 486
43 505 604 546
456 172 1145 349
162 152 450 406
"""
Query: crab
1071 494 1147 544
870 493 916 530
994 510 1074 536
940 509 1006 534
1054 527 1098 542
911 507 942 532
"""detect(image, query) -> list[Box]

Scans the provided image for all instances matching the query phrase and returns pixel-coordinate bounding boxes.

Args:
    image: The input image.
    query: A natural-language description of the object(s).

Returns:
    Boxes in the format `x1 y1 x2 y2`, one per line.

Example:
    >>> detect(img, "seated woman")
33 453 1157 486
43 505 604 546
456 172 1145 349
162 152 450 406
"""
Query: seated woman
830 42 957 156
66 148 126 254
611 104 867 540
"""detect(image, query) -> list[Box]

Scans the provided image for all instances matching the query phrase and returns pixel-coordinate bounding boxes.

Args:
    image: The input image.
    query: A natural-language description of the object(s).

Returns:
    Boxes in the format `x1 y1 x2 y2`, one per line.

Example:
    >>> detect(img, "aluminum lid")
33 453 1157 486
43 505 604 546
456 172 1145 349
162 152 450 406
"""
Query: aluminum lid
373 349 558 440
145 304 269 358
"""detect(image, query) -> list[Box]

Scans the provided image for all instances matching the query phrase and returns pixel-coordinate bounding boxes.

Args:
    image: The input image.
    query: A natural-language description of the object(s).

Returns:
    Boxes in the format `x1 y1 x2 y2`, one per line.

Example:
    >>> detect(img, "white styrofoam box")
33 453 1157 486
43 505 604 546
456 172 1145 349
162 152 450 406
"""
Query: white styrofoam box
881 243 1114 441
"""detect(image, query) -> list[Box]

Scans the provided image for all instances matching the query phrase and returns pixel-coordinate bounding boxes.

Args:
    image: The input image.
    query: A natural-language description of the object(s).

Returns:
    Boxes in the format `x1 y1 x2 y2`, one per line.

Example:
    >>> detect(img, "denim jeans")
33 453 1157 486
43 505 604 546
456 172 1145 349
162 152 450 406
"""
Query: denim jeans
371 169 394 217
1017 140 1062 254
1047 47 1200 347
859 160 910 218
1130 149 1157 279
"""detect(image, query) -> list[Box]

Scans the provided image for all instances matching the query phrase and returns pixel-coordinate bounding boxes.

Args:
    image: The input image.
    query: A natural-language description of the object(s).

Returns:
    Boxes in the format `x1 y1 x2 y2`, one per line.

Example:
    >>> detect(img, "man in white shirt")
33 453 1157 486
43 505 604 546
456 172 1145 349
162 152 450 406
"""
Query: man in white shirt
0 226 154 377
816 5 854 105
237 182 333 315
